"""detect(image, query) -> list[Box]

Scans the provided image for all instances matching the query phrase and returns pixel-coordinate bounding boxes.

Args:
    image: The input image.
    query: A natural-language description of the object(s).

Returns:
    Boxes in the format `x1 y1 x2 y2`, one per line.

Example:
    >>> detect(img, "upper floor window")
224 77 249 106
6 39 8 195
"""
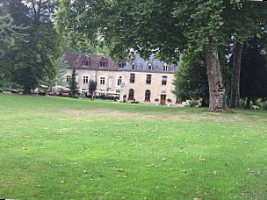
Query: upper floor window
100 77 105 85
66 75 71 82
83 61 89 66
162 76 167 85
130 73 135 83
117 76 122 85
146 74 152 84
148 63 152 70
118 63 125 68
132 63 135 70
83 76 89 84
99 62 107 67
163 64 168 71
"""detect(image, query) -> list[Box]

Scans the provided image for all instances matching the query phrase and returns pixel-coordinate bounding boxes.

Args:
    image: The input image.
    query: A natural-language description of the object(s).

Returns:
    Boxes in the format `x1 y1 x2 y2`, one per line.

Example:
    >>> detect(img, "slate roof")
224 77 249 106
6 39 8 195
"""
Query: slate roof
63 53 179 73
63 53 118 71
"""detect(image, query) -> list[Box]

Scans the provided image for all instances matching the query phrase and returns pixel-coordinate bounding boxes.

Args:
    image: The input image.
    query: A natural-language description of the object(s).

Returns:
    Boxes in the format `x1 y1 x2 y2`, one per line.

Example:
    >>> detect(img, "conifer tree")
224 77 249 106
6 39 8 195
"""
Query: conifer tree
69 68 78 98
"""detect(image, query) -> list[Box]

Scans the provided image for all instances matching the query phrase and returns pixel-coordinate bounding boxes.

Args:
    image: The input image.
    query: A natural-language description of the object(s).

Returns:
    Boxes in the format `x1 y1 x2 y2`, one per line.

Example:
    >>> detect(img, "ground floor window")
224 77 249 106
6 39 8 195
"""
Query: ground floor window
145 90 151 101
128 89 134 100
117 76 122 85
66 75 71 82
83 76 89 84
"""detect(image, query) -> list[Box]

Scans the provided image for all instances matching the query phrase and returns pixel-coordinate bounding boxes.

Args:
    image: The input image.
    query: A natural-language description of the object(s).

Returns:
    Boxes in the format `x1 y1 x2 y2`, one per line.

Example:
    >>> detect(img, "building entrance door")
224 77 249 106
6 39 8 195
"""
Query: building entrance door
160 95 166 105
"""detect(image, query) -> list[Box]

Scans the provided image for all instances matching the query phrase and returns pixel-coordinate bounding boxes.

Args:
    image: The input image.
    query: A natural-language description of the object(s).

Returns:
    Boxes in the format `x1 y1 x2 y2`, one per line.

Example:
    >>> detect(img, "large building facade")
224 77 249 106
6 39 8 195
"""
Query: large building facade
64 53 179 105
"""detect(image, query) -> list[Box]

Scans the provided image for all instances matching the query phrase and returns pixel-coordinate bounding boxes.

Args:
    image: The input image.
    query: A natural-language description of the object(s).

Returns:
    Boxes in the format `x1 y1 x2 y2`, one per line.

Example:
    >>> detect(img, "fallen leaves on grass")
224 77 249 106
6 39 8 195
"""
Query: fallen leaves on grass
114 167 124 172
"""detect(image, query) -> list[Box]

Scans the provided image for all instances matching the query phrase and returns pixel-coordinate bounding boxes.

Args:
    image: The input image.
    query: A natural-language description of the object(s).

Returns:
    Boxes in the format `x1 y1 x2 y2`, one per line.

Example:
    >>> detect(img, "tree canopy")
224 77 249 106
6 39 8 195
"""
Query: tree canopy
0 0 63 94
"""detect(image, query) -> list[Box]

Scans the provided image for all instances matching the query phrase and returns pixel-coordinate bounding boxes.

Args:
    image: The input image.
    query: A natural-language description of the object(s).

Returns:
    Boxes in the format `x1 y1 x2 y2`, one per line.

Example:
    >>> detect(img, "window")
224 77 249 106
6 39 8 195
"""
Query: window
100 77 105 85
83 76 89 84
148 63 152 70
83 61 89 66
163 64 168 71
117 76 122 85
99 62 107 67
116 89 120 93
146 74 152 84
132 63 135 70
66 75 71 82
145 90 151 102
118 63 125 68
162 76 167 85
128 89 134 100
130 73 135 83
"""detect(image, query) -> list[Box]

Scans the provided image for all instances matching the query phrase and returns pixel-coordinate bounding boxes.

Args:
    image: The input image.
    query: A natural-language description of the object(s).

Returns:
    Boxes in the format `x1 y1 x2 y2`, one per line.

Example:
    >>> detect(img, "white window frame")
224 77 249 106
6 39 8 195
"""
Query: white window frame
100 77 105 85
66 75 71 82
162 76 167 85
83 76 89 84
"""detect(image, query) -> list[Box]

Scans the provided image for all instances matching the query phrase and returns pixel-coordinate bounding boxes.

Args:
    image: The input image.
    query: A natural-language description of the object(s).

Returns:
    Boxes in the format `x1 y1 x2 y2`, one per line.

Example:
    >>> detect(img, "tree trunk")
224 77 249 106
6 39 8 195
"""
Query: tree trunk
230 43 243 108
23 85 31 95
205 45 225 110
245 96 251 109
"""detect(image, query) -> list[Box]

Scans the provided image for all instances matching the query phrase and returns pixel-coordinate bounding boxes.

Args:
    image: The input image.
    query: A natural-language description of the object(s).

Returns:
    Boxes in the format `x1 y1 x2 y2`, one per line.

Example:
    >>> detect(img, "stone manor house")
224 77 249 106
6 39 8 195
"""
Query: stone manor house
64 53 179 105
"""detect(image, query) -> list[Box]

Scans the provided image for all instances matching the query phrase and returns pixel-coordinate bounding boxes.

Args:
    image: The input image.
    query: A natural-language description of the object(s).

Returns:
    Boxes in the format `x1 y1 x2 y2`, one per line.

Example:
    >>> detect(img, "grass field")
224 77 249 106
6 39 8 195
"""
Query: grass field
0 93 266 200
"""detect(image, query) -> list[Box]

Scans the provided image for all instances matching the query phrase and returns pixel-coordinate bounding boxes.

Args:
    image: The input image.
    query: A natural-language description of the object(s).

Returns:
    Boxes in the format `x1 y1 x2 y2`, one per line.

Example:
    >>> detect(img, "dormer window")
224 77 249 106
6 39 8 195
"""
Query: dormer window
163 63 168 71
148 63 152 70
82 61 89 66
118 63 125 68
132 63 135 70
99 57 108 67
99 62 107 67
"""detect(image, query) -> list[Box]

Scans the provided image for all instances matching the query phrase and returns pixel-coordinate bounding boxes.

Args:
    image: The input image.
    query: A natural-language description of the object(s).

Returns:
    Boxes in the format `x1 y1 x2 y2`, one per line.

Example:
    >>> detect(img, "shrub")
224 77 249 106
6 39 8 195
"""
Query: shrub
154 98 159 102
189 99 198 107
239 99 245 109
261 101 267 110
167 98 172 103
255 98 262 107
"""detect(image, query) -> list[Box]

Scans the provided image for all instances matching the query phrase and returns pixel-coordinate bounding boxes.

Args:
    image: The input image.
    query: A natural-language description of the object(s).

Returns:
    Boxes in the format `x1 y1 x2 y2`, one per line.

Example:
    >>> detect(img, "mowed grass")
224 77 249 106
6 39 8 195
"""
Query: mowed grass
0 94 266 200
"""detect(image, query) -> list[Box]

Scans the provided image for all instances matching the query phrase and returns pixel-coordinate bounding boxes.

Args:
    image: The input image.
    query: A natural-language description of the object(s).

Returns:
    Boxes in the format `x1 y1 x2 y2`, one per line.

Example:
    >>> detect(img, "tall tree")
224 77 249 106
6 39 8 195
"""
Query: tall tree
0 0 62 94
57 0 267 110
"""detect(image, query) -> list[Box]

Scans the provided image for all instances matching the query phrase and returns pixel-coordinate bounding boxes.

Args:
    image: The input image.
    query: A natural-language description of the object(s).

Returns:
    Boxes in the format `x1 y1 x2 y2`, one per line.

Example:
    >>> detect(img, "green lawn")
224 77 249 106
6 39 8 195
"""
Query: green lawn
0 94 266 200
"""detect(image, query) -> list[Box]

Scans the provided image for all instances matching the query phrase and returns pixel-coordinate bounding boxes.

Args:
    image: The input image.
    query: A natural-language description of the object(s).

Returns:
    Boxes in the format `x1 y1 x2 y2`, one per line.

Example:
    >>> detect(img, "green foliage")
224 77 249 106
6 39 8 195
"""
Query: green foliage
40 56 68 90
239 99 245 109
188 99 199 107
261 101 267 110
0 0 63 94
173 51 209 102
68 68 78 97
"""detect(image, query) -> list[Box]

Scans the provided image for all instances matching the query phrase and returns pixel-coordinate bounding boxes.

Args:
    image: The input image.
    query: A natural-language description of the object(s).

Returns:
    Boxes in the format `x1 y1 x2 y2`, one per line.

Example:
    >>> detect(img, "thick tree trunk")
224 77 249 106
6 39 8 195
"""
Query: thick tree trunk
205 46 225 110
23 85 31 95
230 43 243 108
